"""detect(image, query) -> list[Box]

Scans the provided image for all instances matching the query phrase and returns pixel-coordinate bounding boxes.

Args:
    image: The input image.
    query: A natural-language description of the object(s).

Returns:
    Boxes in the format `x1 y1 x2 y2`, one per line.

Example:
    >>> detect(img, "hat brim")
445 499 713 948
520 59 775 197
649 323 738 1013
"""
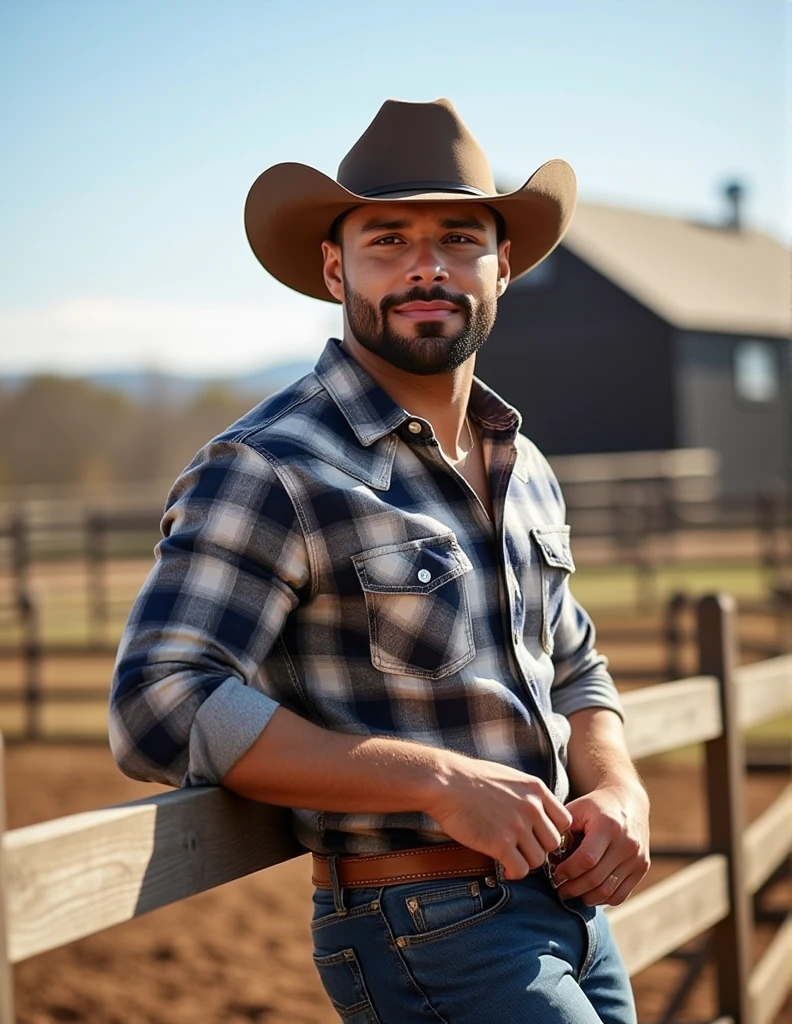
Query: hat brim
244 159 577 302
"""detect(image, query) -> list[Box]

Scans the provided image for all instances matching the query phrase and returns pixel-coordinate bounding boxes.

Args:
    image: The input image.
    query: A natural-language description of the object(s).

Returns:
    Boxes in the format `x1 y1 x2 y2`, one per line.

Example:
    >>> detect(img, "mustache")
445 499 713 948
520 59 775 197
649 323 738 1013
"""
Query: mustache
379 286 472 317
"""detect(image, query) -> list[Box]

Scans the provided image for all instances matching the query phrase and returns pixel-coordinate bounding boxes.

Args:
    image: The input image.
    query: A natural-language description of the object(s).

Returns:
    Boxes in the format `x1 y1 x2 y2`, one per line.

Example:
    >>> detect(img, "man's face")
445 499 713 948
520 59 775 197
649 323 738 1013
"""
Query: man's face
322 202 511 376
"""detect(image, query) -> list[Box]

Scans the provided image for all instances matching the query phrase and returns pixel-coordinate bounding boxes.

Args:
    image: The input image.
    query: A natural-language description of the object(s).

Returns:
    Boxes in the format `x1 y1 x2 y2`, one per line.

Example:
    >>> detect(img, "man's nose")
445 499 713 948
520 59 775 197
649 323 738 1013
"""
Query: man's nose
406 240 449 287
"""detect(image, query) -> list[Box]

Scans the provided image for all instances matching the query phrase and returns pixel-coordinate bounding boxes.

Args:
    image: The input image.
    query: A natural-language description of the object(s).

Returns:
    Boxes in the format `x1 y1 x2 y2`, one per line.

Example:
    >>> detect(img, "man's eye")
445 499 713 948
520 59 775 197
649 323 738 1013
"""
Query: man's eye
445 234 475 244
373 235 403 245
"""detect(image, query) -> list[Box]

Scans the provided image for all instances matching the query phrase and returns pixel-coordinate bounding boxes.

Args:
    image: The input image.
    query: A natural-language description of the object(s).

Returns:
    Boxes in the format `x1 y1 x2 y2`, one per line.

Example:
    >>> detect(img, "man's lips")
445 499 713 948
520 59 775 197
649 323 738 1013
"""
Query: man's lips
392 300 461 321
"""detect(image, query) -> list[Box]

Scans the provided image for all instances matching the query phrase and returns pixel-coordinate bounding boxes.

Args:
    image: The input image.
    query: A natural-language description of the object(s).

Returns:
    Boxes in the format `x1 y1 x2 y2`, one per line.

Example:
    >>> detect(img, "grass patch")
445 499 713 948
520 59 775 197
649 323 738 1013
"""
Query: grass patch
572 563 770 611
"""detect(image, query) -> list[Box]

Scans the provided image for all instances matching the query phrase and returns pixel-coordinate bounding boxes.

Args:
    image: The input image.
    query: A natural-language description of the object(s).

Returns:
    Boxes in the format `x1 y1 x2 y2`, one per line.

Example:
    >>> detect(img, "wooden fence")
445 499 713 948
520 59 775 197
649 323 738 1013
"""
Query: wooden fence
0 594 790 1024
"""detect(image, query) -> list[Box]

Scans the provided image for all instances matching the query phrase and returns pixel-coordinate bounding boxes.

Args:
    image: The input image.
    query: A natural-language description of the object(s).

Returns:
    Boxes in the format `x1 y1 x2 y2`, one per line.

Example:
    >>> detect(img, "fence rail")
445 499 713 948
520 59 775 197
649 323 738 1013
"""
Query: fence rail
1 596 791 1023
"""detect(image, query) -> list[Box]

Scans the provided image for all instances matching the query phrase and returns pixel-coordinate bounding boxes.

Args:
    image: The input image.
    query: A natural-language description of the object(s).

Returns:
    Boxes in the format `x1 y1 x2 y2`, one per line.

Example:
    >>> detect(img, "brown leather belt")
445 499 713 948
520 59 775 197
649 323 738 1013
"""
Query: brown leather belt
311 843 499 890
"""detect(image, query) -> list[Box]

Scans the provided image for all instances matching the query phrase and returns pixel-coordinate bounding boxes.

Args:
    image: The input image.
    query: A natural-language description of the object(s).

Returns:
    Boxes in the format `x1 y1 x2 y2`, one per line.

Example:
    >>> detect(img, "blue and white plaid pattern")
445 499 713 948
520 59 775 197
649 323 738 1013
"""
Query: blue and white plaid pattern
110 339 623 854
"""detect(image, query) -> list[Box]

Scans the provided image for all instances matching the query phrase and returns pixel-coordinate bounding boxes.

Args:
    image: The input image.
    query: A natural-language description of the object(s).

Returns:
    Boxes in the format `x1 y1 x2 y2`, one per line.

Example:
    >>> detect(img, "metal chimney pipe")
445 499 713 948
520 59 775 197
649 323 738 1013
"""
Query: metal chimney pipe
724 182 744 231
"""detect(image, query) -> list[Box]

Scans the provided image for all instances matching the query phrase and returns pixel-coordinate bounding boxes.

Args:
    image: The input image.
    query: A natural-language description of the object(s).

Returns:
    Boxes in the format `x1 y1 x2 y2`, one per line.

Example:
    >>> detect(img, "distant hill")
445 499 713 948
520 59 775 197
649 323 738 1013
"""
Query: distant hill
0 360 316 404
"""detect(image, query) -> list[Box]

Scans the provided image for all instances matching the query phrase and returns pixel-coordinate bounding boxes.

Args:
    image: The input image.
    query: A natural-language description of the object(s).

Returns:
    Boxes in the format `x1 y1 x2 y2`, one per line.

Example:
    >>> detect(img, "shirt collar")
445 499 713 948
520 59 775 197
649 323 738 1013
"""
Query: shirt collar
314 339 409 447
315 337 523 445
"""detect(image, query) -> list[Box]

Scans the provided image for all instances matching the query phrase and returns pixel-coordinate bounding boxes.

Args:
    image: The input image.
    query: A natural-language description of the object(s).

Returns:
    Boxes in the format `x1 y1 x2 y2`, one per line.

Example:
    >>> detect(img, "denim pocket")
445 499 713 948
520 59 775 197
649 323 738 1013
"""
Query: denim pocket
312 948 381 1022
311 886 381 934
530 525 575 656
383 876 510 948
352 534 475 679
404 880 483 933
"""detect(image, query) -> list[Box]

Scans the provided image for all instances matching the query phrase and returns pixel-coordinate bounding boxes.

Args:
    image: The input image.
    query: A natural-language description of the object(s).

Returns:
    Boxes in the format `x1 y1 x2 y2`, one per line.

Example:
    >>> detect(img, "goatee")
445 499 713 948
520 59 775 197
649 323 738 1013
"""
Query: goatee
343 283 497 376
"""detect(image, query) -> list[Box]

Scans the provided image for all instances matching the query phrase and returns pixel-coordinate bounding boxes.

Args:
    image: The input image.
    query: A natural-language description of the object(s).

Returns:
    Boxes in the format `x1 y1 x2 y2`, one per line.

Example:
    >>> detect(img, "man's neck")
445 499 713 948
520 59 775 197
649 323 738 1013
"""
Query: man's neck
340 334 476 460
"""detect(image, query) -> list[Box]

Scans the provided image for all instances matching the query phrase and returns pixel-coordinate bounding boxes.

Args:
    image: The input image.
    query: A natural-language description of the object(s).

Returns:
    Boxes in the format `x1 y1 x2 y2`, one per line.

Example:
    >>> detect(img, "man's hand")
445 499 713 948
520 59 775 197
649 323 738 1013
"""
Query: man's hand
548 782 650 906
426 755 574 881
222 707 573 881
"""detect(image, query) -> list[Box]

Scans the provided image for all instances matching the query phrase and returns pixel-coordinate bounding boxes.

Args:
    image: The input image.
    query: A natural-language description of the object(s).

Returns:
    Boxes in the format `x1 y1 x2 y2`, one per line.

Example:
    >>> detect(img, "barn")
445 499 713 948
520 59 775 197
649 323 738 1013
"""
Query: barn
478 197 791 497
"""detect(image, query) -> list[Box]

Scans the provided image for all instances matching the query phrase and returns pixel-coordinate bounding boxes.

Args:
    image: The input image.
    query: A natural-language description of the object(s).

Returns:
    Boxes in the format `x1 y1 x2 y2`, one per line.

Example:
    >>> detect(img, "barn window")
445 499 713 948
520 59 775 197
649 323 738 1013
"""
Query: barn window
733 340 779 403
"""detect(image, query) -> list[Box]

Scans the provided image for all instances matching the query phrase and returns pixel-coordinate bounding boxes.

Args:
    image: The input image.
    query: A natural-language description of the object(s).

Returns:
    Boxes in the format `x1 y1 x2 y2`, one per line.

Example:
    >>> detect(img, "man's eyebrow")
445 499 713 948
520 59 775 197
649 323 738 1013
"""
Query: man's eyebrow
358 217 412 234
440 217 488 232
356 215 490 234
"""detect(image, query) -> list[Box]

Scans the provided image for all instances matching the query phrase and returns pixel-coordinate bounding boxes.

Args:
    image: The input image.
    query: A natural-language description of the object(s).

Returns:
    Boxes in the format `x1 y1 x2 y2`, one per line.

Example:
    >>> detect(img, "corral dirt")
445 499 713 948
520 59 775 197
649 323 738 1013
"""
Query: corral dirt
5 744 790 1024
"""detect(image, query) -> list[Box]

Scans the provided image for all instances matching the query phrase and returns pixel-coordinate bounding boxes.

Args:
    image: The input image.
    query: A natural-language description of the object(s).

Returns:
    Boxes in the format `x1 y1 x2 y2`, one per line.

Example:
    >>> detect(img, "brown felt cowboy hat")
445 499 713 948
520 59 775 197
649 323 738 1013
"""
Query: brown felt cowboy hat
245 97 577 302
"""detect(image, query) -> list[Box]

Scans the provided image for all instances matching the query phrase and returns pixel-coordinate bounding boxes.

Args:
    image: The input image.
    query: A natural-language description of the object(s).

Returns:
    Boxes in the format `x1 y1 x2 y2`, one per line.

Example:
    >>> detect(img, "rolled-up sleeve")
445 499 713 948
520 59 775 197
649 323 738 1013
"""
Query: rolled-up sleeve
538 458 624 723
549 585 624 721
109 441 309 788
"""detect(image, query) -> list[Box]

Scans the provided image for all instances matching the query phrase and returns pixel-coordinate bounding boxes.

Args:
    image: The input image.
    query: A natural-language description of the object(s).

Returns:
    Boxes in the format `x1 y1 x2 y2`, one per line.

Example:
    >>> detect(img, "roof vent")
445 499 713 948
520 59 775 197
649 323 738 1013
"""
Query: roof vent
723 181 745 231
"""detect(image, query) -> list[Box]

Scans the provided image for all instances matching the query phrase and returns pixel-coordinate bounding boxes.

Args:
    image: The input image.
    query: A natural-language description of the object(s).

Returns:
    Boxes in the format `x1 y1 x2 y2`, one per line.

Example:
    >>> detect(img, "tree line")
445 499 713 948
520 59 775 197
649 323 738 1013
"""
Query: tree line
0 375 261 490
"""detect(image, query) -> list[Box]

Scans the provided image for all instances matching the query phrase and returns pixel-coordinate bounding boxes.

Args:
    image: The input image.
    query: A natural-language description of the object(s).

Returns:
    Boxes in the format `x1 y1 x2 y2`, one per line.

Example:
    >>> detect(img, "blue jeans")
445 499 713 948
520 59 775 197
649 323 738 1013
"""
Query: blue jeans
311 865 636 1023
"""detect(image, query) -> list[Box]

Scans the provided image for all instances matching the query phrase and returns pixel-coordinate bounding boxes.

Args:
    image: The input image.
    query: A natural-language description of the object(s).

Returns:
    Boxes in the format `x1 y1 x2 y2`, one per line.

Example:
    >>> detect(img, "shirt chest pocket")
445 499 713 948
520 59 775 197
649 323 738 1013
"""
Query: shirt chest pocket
352 534 476 679
530 525 575 657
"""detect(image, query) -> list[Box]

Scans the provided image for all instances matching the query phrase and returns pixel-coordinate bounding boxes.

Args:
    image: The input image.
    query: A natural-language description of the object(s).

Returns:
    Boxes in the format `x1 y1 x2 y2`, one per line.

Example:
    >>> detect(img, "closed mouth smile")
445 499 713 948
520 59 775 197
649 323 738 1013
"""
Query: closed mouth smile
393 301 461 321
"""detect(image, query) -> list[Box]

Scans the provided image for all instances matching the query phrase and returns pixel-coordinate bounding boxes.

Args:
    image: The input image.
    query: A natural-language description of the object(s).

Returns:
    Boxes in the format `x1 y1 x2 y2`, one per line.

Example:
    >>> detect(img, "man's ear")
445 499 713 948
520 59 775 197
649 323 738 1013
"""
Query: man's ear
496 238 511 297
322 240 345 303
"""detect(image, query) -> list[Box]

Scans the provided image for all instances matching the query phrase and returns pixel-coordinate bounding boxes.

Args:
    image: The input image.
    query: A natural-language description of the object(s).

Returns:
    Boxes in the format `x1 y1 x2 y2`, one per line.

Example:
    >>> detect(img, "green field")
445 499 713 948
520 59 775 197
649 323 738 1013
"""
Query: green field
571 562 773 610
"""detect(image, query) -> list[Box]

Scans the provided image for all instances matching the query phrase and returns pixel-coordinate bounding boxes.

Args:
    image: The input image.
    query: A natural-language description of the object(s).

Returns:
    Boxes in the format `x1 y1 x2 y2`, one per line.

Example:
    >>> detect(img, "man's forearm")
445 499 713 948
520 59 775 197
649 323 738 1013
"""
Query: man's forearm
549 707 651 903
565 707 647 801
221 706 449 813
220 705 576 878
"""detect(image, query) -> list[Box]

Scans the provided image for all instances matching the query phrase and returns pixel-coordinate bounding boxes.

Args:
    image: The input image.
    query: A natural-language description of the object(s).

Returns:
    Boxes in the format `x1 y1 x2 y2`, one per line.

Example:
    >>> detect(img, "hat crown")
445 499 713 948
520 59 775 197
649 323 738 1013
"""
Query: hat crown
337 98 497 198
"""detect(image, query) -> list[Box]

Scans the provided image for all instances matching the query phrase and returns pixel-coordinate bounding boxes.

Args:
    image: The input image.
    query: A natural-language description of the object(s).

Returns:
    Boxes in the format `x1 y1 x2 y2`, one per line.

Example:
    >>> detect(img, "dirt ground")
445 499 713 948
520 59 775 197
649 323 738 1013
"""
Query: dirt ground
4 743 790 1024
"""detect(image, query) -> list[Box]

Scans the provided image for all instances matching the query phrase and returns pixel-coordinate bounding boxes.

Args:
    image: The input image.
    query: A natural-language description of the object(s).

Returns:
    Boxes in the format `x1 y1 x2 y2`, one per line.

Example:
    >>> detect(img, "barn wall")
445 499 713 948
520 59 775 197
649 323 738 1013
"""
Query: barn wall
476 248 675 456
674 331 791 496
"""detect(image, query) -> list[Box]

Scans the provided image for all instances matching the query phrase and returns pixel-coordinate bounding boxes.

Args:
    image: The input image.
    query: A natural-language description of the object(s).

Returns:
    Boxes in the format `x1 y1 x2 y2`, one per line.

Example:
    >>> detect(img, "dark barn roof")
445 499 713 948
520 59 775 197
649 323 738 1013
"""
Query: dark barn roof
560 201 790 337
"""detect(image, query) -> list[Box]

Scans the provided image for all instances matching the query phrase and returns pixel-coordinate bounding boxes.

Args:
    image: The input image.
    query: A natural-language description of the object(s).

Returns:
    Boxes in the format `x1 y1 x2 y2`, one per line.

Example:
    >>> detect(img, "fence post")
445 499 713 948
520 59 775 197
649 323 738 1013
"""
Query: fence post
0 733 15 1024
20 592 43 742
86 511 107 649
9 514 29 623
665 590 689 681
697 594 752 1024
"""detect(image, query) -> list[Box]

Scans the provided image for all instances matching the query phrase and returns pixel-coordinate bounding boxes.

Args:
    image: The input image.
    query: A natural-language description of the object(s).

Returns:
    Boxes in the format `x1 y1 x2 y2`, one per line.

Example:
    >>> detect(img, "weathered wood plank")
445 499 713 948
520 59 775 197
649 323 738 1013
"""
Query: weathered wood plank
620 676 722 760
605 854 729 977
3 786 305 963
734 654 792 728
748 914 792 1024
744 785 792 895
698 594 752 1024
0 734 16 1024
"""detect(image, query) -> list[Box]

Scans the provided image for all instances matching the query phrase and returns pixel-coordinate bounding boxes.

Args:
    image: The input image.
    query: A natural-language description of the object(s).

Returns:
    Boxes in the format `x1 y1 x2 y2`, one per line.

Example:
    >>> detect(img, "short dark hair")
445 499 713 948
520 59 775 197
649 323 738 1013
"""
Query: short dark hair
488 206 507 246
328 208 354 245
329 204 507 246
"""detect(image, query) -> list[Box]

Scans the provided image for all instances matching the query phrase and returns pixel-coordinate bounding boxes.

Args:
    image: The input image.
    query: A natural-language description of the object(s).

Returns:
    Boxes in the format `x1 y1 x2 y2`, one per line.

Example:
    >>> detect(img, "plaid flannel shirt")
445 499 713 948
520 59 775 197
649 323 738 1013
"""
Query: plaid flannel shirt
110 338 623 854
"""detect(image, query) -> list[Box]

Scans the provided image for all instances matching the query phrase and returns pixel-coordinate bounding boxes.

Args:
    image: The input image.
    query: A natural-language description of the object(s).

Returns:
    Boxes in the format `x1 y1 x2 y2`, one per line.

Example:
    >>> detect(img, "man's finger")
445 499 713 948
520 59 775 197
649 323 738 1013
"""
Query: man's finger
544 795 574 833
532 816 564 856
603 870 642 907
551 831 610 886
499 847 532 880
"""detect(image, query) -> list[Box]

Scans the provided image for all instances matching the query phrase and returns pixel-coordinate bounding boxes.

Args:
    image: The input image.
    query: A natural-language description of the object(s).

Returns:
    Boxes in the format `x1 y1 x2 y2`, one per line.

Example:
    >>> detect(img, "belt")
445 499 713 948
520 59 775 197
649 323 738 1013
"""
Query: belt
312 843 499 890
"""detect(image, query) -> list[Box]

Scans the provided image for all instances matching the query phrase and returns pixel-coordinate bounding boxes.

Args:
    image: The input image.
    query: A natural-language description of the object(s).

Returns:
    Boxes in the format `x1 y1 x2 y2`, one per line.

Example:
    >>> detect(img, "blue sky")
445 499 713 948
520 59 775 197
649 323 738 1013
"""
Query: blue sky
1 0 789 376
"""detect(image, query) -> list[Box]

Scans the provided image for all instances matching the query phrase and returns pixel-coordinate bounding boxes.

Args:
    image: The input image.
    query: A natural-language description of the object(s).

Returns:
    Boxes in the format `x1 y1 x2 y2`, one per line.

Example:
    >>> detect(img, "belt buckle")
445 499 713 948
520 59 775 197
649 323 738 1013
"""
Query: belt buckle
544 828 584 884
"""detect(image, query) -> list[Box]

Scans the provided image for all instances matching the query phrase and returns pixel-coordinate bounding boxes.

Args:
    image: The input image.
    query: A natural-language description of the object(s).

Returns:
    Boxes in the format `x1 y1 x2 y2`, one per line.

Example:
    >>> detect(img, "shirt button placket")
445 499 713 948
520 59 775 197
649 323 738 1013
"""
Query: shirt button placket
511 580 522 647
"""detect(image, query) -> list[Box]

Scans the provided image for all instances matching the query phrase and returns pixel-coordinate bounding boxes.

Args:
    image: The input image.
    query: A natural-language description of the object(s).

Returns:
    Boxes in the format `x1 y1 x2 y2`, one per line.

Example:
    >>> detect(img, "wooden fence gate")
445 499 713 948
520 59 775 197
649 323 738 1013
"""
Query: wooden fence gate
0 594 790 1024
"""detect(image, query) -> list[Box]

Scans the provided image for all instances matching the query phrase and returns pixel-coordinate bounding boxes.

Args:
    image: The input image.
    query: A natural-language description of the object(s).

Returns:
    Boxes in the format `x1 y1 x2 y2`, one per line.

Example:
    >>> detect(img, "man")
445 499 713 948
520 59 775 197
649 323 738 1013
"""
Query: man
110 98 650 1023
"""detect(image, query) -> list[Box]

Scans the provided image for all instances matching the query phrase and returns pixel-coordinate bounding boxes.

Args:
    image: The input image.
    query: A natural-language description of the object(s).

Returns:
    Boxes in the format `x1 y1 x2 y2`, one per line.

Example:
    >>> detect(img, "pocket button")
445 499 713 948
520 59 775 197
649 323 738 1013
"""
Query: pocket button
417 569 432 583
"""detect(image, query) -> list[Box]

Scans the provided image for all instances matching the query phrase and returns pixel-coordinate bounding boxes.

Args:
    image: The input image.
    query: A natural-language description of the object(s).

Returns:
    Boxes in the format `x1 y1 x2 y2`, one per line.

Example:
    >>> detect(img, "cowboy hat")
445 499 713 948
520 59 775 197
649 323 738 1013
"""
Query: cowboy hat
244 97 576 302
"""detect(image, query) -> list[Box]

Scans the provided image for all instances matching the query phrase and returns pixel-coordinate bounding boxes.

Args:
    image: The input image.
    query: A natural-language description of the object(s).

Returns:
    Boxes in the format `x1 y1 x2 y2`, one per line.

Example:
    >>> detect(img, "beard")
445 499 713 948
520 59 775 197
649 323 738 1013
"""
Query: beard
343 282 497 376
